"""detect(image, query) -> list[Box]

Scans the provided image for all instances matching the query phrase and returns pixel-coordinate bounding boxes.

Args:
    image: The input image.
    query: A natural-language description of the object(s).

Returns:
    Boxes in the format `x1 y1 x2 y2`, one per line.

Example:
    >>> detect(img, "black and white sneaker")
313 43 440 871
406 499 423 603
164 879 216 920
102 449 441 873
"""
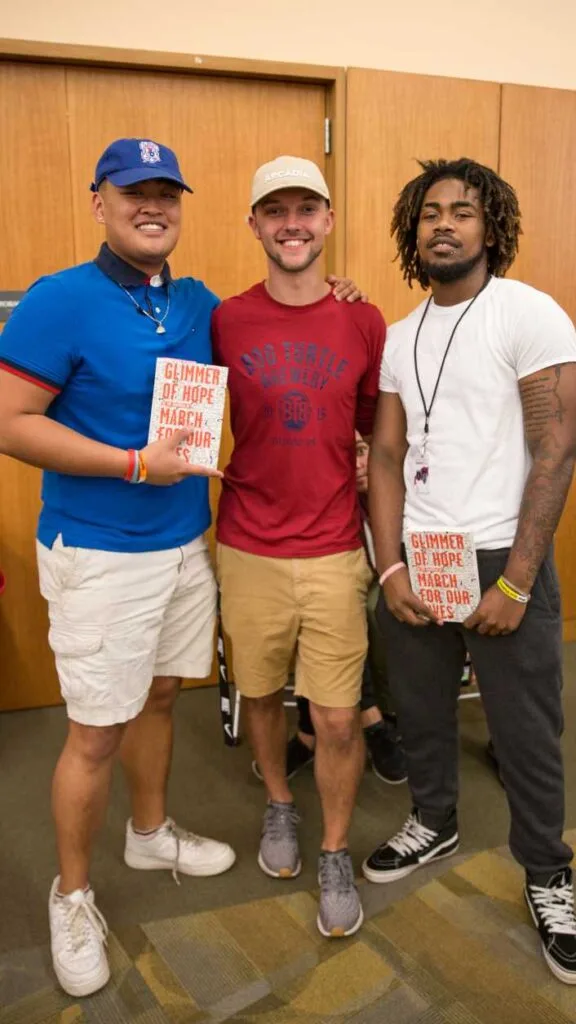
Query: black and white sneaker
525 868 576 984
362 809 459 883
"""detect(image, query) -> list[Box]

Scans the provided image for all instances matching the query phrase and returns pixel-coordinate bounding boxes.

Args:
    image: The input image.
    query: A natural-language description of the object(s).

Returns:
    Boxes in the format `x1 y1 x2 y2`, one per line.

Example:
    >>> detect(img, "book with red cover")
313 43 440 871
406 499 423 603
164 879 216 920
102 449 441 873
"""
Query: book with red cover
405 530 481 623
148 358 228 469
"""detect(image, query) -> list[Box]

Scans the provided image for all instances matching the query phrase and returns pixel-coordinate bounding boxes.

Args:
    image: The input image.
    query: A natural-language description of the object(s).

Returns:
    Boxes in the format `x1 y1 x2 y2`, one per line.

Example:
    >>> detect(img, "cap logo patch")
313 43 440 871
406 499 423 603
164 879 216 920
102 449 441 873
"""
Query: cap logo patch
139 140 161 165
264 169 311 183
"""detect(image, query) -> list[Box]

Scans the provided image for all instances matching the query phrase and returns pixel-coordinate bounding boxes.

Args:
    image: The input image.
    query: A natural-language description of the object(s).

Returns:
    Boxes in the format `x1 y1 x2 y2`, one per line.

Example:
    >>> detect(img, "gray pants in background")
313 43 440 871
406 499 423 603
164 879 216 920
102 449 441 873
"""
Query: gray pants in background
377 548 572 877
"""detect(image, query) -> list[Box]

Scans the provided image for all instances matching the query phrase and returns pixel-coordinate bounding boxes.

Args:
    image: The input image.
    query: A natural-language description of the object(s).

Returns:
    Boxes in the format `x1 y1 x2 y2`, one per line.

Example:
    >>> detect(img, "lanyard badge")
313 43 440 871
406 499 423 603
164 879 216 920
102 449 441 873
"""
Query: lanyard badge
413 437 430 494
411 277 490 495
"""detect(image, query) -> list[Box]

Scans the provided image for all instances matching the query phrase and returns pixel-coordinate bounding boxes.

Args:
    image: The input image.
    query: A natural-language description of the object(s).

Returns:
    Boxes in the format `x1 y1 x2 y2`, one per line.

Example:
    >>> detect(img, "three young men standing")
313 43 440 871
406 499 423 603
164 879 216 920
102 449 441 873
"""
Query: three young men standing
1 138 575 992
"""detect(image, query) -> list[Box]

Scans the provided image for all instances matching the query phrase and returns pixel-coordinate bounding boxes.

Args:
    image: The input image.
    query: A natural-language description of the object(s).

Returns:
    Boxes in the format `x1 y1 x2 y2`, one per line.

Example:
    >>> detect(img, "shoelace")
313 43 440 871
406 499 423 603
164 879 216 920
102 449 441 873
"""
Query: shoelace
529 882 576 936
61 897 108 954
388 814 438 856
264 804 300 842
166 819 201 886
319 854 354 893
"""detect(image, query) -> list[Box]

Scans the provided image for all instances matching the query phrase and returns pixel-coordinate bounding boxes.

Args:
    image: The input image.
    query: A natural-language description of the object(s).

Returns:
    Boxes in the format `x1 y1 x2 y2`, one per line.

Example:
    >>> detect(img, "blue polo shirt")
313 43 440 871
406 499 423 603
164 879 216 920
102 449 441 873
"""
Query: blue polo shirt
0 245 220 552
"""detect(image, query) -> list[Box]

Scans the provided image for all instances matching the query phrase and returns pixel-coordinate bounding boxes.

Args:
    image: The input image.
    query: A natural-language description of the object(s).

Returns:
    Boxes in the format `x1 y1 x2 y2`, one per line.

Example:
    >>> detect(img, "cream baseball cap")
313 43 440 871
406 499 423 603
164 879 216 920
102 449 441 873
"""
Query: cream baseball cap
250 156 331 208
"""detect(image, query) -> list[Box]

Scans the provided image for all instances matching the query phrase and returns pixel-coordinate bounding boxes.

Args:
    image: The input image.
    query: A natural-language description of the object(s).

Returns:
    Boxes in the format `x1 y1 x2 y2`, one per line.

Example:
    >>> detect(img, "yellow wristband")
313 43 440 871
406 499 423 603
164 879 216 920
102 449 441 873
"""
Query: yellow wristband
496 576 530 604
501 575 530 599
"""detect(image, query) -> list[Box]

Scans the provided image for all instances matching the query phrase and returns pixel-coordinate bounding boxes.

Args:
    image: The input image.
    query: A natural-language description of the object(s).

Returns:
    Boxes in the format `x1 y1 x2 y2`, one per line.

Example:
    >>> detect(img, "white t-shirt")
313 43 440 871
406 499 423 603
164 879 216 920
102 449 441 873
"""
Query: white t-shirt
379 277 576 548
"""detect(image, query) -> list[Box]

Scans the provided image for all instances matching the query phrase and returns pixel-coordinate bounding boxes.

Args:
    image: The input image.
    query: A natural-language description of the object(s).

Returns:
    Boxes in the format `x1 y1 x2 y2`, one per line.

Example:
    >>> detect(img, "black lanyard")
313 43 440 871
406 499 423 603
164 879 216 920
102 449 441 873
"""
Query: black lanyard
413 276 490 443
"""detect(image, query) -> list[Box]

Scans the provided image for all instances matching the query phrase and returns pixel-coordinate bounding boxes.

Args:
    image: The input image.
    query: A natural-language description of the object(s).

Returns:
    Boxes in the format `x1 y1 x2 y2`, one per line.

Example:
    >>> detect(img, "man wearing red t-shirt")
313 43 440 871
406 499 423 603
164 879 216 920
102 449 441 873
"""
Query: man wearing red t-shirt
212 156 385 939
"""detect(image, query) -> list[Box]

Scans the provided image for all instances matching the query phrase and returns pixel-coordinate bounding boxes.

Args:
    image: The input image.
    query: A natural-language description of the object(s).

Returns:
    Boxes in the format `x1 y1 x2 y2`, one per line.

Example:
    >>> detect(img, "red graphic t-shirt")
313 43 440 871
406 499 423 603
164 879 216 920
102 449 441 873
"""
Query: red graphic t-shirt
212 283 386 557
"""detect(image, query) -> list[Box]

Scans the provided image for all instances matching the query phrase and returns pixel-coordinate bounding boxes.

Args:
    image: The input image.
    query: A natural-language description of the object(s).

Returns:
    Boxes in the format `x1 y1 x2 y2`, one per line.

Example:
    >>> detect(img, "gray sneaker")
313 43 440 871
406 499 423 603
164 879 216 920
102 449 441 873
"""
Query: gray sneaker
317 850 364 938
258 802 301 879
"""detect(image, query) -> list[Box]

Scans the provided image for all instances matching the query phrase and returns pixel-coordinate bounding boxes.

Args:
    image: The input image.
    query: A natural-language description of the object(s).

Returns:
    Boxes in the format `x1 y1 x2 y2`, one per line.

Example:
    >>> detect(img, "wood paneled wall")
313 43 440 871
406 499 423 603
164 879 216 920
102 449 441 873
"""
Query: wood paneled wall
500 85 576 637
346 70 501 323
0 64 77 708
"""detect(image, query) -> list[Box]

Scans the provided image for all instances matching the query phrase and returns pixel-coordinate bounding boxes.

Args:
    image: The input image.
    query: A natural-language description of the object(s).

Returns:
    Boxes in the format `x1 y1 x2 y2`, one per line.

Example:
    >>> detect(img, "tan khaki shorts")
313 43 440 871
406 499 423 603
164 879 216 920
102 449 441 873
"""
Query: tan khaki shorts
217 544 372 708
37 534 216 727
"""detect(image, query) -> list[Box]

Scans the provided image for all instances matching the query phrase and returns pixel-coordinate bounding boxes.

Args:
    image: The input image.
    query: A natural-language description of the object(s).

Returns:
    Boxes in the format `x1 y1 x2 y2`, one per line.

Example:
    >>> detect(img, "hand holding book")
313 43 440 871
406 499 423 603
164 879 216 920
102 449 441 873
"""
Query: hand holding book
463 583 527 636
141 429 223 485
148 358 228 472
404 531 480 625
380 564 443 627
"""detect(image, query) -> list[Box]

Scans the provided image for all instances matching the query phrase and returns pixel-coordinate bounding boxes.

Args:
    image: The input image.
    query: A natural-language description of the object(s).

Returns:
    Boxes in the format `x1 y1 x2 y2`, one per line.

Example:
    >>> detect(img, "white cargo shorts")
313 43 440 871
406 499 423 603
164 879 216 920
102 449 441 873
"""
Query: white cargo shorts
37 534 216 727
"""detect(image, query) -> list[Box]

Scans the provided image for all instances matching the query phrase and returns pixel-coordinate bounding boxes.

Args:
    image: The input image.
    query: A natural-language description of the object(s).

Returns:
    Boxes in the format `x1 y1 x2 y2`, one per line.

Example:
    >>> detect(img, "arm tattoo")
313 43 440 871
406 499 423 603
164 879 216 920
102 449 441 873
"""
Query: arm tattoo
506 363 576 589
520 365 565 446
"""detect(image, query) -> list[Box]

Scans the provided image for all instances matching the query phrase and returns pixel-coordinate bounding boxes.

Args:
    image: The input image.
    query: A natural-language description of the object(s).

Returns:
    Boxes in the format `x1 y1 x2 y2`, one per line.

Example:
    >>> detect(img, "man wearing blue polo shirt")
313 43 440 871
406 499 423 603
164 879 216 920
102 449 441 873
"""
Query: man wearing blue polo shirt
0 139 236 997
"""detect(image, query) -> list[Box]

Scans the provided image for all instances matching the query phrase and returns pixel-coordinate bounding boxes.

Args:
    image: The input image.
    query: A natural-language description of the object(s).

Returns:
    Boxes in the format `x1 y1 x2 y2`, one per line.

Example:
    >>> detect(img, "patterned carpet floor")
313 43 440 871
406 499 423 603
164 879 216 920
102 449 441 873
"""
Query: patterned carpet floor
2 831 576 1024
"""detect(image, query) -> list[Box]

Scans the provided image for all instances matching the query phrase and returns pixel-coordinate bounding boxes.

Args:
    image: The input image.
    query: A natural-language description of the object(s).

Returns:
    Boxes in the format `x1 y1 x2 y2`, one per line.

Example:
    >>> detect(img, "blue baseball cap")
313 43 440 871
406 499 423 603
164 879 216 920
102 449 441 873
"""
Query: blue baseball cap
90 138 193 193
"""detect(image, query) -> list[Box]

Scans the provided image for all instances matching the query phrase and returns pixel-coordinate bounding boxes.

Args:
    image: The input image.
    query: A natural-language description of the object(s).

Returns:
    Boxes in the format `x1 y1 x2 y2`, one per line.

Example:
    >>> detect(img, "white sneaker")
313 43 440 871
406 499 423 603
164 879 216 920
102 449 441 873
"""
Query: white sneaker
49 877 110 997
124 817 236 882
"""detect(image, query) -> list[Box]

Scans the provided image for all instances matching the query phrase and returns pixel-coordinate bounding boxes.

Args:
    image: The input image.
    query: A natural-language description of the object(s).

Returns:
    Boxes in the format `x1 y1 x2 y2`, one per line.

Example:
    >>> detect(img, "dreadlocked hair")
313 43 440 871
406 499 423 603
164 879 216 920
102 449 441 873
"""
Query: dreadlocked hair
391 158 522 289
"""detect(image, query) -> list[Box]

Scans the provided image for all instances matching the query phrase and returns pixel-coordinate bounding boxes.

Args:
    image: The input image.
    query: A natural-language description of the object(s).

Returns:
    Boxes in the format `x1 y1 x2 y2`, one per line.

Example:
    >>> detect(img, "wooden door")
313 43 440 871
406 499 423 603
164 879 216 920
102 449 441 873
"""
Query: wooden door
500 85 576 638
345 69 501 323
0 63 76 711
0 61 327 709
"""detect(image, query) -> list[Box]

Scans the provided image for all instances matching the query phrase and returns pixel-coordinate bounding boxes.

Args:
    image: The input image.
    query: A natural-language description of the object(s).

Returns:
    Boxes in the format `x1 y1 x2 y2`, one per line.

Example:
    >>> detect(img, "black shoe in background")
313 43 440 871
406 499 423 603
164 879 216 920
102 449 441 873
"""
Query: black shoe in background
365 719 407 785
252 733 315 782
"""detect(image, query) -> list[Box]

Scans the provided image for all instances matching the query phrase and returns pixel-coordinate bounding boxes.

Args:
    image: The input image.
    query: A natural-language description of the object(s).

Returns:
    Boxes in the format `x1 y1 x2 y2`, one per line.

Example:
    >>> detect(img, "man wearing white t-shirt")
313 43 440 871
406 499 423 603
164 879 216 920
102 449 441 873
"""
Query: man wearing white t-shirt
363 157 576 985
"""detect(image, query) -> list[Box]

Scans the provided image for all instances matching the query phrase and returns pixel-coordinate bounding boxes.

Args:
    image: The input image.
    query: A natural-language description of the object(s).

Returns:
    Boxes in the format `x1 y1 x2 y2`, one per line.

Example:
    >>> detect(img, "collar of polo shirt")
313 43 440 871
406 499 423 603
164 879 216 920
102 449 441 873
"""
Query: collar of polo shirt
94 242 173 288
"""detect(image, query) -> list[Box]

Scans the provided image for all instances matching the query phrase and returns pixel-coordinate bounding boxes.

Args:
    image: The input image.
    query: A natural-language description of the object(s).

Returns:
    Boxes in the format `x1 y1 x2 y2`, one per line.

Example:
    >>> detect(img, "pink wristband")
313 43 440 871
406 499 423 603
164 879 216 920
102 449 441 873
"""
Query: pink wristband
379 561 406 586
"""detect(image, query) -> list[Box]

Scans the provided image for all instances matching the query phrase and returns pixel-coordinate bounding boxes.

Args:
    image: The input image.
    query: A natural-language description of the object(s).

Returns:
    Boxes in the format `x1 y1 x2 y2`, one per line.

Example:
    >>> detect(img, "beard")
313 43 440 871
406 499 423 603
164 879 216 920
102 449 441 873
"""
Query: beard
265 242 323 274
421 247 485 284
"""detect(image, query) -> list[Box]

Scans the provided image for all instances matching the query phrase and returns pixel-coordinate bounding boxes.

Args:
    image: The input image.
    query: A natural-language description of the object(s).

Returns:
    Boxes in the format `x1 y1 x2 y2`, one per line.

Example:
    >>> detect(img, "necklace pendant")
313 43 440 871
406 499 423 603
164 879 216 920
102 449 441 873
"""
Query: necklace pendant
156 325 166 335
